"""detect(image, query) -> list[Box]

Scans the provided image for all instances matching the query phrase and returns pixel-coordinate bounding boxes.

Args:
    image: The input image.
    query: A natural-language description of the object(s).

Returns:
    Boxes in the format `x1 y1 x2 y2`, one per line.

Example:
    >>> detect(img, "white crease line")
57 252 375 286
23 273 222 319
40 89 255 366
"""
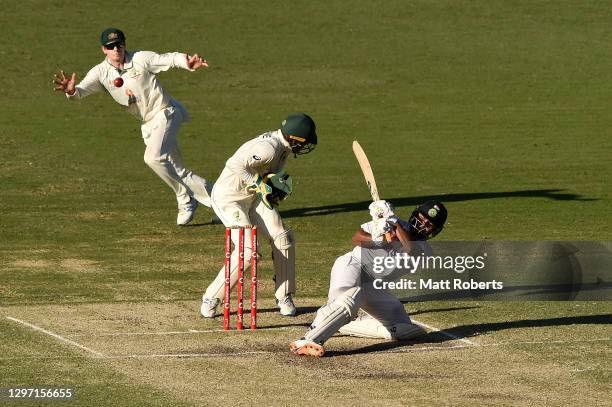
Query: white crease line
384 344 473 353
0 355 90 361
0 337 608 361
0 352 272 361
71 326 294 337
6 316 104 358
485 337 612 346
105 351 272 359
387 337 612 354
411 318 478 346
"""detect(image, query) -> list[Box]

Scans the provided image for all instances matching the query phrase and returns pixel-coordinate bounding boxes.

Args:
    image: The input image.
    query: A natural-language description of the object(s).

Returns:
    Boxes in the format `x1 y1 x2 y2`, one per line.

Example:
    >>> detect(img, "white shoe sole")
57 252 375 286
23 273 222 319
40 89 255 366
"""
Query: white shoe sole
279 308 297 317
177 213 196 226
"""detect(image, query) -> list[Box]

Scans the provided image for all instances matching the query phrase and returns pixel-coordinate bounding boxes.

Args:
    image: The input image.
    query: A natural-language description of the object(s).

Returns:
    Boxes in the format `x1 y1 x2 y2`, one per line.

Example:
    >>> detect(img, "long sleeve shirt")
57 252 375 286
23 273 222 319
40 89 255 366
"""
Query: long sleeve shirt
67 50 193 122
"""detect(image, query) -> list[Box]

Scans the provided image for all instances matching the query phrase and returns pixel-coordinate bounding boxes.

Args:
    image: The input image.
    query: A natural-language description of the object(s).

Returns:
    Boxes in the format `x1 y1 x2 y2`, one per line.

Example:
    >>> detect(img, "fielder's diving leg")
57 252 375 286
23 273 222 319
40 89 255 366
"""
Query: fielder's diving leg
290 287 363 357
142 106 213 225
179 171 213 208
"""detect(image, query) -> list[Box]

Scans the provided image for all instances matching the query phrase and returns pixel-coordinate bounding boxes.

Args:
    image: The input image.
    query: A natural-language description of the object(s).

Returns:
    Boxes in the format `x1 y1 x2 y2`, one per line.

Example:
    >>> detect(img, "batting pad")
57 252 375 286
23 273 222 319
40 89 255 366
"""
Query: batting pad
305 287 362 345
272 229 296 298
339 316 426 340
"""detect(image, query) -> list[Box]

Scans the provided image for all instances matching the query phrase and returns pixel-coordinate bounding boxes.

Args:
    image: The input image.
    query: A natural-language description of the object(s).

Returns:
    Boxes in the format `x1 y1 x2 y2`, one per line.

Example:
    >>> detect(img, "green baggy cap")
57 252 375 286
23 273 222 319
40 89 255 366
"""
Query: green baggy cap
100 28 126 45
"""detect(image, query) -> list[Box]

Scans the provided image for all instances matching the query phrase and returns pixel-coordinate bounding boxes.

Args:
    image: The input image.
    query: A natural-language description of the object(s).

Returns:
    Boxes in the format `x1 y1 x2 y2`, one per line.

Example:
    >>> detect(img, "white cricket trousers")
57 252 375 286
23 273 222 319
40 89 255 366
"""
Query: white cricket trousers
203 184 294 301
141 106 210 206
328 252 412 325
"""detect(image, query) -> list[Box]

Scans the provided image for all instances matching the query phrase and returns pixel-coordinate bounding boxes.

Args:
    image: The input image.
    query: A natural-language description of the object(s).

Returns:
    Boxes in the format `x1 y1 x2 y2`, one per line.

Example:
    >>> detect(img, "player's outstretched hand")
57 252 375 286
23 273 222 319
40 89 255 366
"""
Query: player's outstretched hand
53 70 76 95
187 54 209 70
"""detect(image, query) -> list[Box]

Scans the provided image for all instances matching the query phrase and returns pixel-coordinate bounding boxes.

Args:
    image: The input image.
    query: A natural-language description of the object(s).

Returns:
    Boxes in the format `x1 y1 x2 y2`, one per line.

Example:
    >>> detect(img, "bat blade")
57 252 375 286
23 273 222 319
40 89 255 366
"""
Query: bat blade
352 140 380 201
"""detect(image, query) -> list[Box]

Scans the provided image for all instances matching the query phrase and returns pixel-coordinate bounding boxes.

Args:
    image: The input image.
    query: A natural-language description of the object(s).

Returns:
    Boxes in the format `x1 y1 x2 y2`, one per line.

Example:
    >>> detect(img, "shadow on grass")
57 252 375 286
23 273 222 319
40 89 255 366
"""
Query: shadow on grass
407 305 482 316
441 314 612 339
251 306 320 316
280 189 596 219
259 322 311 330
182 221 219 228
326 314 612 357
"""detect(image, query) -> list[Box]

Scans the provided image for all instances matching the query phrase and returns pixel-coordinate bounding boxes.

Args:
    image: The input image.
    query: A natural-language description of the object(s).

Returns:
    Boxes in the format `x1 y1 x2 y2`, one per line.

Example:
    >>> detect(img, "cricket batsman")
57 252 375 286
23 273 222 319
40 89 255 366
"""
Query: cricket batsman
53 28 212 225
200 113 317 317
290 200 447 357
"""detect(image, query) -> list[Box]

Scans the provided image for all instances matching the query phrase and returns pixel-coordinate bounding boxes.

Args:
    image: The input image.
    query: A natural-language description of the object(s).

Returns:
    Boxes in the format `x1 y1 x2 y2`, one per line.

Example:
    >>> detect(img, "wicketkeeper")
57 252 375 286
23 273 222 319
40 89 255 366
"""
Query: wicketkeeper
200 113 317 317
290 200 447 357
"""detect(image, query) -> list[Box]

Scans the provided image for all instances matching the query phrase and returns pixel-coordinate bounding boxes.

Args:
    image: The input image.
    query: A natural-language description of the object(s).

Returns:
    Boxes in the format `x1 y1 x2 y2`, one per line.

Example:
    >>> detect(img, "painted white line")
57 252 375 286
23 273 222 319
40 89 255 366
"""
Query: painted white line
0 337 608 361
483 337 612 347
72 326 294 337
0 355 90 361
384 344 473 353
106 351 272 359
411 318 478 346
0 352 273 361
387 337 612 354
6 316 104 358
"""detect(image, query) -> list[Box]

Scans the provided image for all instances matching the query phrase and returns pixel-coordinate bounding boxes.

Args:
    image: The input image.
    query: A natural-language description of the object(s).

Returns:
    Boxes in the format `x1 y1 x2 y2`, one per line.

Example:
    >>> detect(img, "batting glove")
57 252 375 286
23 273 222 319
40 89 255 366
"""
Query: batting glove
369 200 395 220
370 217 394 242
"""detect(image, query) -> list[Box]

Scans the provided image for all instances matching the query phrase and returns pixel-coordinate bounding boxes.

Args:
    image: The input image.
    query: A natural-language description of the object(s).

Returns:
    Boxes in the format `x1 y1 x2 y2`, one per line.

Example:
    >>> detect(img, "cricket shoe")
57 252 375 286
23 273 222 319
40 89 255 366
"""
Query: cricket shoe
177 198 198 226
290 338 325 357
276 294 297 316
200 297 220 318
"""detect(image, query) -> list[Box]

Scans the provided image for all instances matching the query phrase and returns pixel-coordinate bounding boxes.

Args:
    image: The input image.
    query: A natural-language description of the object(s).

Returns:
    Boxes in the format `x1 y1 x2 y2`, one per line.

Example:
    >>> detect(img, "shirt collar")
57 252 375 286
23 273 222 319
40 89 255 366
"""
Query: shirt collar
104 50 133 71
275 129 291 150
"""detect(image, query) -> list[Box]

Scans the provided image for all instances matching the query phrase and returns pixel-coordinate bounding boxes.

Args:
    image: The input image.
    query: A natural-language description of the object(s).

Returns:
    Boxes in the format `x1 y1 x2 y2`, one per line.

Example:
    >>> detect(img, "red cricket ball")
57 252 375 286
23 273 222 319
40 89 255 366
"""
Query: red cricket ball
114 77 124 87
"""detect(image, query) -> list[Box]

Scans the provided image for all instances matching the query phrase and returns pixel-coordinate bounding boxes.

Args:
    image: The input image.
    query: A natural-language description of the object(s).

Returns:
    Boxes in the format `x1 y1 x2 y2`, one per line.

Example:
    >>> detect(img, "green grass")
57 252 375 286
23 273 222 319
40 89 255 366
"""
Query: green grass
1 1 610 405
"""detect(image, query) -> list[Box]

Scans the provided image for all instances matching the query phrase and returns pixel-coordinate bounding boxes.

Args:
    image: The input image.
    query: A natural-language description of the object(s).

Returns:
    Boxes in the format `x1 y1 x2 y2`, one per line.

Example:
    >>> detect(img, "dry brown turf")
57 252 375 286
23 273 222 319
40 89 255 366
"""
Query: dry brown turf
2 299 610 406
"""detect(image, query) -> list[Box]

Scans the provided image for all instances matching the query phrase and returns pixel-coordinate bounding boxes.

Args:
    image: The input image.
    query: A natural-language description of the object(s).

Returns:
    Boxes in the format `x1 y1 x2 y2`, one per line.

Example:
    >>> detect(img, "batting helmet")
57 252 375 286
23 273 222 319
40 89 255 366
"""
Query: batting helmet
404 201 447 240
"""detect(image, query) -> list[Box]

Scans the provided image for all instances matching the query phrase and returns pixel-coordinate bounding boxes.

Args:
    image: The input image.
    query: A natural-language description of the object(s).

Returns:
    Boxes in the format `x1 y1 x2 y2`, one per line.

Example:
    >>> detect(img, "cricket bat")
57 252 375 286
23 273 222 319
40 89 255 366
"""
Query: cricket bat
352 140 380 201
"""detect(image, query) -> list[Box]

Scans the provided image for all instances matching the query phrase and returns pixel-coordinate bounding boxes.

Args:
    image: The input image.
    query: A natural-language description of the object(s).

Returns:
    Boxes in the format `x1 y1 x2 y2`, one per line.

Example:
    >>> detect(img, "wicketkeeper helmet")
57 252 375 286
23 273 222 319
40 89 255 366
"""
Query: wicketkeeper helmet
281 113 317 155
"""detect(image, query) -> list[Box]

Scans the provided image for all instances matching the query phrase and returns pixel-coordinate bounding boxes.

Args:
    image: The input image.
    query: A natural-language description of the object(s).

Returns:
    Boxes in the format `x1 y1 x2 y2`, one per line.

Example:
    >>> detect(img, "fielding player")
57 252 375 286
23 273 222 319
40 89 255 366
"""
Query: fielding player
53 28 212 225
200 113 317 317
290 200 447 357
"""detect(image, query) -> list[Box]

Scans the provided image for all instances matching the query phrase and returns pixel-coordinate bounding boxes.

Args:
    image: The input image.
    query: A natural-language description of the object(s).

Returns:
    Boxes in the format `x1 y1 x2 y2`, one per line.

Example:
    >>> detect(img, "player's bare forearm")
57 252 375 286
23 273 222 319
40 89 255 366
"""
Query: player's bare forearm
394 224 413 254
351 229 373 247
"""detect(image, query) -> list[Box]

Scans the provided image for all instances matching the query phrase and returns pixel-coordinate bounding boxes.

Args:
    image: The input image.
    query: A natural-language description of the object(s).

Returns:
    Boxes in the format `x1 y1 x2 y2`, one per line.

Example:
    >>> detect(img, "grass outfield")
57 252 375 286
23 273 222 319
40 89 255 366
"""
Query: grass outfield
1 1 611 405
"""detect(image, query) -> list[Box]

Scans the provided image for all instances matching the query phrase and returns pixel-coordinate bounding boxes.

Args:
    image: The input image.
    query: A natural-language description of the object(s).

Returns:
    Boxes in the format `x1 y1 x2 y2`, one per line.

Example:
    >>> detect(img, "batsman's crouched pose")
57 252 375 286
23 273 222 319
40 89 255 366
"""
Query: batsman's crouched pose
200 113 317 317
290 200 447 357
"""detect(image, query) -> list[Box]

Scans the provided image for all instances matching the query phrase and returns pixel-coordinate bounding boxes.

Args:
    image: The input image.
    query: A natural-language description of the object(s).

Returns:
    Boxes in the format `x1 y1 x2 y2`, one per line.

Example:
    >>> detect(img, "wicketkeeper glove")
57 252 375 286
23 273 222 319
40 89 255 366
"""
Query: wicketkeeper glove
247 172 293 210
247 175 273 206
